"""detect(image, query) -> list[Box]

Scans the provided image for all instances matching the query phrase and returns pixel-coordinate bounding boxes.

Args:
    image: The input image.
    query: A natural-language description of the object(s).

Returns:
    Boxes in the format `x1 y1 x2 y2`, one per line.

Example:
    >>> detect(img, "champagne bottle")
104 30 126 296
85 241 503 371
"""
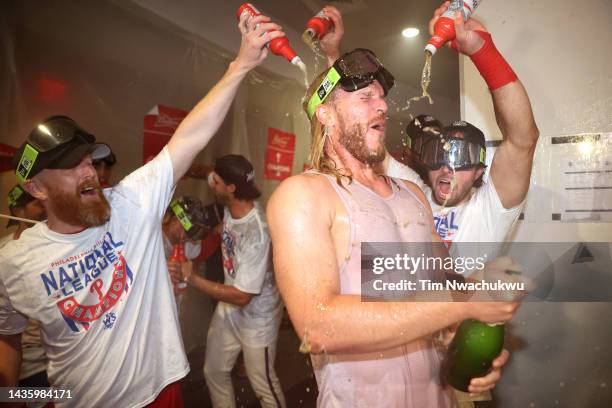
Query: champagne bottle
445 319 504 392
169 243 188 290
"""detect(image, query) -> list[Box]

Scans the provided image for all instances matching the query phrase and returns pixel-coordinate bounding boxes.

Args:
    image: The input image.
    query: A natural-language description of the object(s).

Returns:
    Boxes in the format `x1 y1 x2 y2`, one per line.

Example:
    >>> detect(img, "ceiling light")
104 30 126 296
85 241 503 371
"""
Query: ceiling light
402 28 420 38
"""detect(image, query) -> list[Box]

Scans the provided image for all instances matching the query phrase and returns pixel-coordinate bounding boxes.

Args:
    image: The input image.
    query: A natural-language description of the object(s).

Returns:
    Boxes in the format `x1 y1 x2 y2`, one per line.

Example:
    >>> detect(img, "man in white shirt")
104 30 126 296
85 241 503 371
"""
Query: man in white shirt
0 185 49 393
178 154 286 408
322 5 539 253
0 13 284 407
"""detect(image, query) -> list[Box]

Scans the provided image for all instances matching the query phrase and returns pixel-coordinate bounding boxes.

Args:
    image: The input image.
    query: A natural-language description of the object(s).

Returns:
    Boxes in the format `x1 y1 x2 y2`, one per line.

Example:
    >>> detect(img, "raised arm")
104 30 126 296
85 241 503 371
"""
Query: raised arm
444 6 539 208
167 14 285 184
267 175 518 354
488 78 539 207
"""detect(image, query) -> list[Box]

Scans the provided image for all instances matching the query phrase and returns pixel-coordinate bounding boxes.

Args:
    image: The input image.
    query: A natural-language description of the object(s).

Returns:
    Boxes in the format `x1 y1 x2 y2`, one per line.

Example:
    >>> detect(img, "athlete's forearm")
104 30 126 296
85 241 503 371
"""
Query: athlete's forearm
187 274 252 307
294 293 466 355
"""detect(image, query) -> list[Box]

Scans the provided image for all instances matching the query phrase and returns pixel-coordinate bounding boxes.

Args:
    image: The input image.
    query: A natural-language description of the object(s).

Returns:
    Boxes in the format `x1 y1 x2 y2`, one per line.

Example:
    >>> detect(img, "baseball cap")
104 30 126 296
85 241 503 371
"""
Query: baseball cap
404 114 443 159
93 149 116 167
12 115 110 183
214 154 261 200
6 184 36 227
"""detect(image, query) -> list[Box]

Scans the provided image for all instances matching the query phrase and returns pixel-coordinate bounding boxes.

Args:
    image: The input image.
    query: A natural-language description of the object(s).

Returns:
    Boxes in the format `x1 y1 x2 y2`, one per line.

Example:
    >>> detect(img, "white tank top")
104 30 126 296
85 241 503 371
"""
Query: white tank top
312 172 456 408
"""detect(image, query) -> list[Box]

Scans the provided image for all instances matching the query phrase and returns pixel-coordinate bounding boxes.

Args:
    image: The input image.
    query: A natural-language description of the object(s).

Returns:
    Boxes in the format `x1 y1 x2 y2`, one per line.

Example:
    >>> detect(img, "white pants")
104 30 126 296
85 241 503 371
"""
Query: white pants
204 314 286 408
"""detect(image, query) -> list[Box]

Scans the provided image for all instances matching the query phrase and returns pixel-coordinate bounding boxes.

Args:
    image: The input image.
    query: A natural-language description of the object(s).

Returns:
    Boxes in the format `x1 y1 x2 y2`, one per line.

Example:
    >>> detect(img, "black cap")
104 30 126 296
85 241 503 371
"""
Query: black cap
406 115 443 137
6 184 36 227
443 120 486 149
93 149 116 167
214 154 261 200
12 116 110 183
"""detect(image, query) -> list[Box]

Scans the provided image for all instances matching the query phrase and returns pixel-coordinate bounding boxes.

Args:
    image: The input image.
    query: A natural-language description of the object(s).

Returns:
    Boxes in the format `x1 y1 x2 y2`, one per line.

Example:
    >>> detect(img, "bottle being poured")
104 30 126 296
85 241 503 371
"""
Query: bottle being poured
236 3 307 74
302 10 333 55
406 0 482 112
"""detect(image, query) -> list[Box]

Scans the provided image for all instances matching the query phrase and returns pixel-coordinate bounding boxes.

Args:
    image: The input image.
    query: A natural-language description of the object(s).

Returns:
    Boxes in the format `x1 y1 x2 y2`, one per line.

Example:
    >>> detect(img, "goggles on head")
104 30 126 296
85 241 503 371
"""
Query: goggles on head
170 200 194 233
14 116 107 183
404 132 436 160
27 116 94 153
306 48 395 119
421 137 486 171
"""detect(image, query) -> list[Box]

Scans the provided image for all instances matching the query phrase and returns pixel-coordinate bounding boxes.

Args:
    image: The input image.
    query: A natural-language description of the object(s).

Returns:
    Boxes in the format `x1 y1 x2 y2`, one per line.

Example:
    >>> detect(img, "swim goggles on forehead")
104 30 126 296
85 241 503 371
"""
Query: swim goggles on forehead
306 48 395 119
420 137 486 171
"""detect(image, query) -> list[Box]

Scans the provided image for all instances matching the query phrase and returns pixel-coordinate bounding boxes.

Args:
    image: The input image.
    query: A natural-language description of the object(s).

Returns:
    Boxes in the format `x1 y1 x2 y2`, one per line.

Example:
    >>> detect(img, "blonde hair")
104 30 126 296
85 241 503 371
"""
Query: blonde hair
303 68 352 186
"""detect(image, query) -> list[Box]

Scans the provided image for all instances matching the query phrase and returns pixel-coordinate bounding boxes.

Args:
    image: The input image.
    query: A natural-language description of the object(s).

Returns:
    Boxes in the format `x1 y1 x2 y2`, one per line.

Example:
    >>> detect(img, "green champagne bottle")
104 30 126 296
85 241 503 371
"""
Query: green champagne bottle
445 319 505 392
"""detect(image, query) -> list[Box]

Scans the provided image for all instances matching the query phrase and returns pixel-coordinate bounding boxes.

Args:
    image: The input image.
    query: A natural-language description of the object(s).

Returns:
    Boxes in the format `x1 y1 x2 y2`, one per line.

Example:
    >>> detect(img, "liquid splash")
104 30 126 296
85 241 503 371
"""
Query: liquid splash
404 50 434 112
299 330 312 354
295 59 310 90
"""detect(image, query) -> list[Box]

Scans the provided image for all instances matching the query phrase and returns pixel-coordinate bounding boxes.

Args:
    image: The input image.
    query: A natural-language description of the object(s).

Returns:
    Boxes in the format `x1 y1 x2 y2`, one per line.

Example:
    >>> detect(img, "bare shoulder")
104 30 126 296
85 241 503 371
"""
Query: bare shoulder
268 173 337 212
267 173 339 240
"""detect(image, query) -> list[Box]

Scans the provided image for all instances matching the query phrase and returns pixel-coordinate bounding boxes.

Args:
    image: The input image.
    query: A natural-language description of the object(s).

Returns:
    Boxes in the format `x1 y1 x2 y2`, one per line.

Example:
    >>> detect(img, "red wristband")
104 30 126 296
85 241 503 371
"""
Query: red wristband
469 31 517 91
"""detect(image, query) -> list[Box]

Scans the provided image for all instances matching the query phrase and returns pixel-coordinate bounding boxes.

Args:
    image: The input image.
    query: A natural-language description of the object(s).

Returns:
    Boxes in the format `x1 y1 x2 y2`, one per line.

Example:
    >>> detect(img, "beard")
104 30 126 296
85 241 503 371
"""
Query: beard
338 116 386 165
215 191 231 206
48 179 111 228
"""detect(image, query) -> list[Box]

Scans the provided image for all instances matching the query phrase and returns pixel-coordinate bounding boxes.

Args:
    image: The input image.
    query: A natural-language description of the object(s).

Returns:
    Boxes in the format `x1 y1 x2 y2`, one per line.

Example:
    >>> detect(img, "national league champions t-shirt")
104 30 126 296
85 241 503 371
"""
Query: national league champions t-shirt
0 146 189 408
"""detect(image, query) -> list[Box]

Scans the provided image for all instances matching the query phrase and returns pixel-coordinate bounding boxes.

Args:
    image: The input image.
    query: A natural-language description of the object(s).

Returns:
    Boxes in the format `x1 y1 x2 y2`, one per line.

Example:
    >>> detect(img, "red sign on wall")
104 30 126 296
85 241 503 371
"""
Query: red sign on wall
143 105 188 163
264 128 295 180
0 143 18 173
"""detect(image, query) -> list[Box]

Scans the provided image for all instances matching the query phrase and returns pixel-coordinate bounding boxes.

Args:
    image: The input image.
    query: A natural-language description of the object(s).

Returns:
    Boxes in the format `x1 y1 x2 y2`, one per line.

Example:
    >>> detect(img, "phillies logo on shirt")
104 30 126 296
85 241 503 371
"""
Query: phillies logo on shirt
40 232 134 332
434 211 459 245
221 229 236 278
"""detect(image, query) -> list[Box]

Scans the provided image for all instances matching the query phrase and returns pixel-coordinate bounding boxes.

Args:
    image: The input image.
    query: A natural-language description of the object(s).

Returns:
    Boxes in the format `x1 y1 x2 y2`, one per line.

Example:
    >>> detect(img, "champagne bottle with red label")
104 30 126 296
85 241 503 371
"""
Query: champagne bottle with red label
236 3 303 66
169 243 188 290
425 0 482 55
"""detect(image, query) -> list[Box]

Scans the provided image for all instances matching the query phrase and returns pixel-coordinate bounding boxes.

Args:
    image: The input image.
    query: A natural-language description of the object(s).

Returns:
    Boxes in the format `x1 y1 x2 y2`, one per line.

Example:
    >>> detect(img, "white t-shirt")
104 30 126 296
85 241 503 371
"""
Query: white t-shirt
386 156 425 189
386 156 522 258
0 147 189 407
0 233 48 380
215 204 283 348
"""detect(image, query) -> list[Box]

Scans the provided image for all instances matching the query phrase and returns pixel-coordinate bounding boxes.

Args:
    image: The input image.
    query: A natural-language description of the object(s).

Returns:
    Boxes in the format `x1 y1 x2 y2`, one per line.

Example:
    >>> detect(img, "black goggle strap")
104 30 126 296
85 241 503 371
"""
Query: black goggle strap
170 200 193 232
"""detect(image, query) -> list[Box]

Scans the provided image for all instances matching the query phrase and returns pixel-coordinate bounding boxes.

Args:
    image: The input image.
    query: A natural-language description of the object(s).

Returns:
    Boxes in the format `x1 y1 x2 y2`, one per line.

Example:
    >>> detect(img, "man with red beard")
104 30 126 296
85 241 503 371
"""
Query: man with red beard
0 12 283 407
267 48 520 407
